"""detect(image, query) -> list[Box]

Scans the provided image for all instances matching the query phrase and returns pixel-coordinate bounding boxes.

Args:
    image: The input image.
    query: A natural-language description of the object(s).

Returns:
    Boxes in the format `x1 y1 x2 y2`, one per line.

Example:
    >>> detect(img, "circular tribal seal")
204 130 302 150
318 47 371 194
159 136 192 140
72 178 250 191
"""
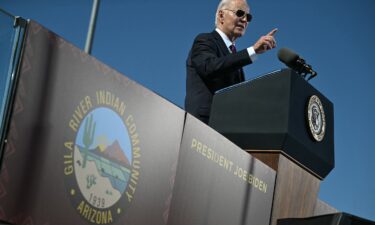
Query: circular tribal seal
307 95 326 142
63 91 142 224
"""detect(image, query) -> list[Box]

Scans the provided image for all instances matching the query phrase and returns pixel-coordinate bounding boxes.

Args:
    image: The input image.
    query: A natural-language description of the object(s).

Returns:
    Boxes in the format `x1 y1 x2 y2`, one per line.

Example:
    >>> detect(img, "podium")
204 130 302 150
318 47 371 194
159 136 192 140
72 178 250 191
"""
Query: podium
209 69 335 225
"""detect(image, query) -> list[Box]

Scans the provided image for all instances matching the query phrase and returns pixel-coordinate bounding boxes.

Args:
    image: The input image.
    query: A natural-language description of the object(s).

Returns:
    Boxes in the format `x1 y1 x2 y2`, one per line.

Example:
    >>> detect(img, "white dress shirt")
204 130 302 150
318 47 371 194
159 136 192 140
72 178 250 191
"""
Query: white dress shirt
215 28 257 62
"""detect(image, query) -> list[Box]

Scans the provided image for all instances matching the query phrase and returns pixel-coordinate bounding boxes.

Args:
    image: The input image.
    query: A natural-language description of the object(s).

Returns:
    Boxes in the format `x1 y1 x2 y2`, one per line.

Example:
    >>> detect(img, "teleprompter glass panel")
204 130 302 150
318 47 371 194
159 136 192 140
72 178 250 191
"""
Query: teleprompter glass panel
0 8 27 168
0 9 16 127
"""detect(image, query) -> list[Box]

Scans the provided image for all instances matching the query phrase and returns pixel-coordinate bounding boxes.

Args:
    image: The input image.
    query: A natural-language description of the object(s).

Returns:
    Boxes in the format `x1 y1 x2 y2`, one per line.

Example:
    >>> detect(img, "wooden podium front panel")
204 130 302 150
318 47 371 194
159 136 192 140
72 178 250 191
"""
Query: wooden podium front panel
249 151 320 225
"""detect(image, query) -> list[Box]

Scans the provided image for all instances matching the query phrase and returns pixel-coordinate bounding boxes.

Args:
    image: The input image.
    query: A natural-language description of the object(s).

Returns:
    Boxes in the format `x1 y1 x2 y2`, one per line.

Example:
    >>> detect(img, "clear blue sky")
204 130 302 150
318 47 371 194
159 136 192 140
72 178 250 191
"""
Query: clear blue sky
1 0 374 221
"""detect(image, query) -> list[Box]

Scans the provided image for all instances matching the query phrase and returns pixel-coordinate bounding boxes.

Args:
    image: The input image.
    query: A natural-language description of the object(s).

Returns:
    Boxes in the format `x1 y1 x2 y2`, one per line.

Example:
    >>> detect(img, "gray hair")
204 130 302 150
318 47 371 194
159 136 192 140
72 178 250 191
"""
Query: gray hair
215 0 232 27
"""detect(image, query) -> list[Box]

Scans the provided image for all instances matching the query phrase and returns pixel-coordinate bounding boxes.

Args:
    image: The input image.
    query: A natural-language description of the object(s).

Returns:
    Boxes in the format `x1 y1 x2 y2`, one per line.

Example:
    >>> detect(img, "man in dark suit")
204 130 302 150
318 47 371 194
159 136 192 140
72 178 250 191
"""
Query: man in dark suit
185 0 277 124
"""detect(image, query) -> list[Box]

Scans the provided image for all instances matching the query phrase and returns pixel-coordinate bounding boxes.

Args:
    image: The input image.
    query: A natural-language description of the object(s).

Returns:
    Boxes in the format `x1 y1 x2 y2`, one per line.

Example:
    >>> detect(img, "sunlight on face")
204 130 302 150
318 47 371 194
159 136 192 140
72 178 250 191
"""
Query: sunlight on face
219 0 250 41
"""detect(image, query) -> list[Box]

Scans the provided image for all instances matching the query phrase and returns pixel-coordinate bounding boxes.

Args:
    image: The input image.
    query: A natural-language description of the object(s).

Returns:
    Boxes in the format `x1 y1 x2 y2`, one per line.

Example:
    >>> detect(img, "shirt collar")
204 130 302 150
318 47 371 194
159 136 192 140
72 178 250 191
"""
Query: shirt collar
215 28 234 49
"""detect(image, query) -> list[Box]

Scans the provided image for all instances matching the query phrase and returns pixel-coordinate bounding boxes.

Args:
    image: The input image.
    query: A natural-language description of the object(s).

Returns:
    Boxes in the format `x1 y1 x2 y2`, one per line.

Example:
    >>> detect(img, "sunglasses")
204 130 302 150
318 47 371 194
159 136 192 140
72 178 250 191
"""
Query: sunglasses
223 9 252 22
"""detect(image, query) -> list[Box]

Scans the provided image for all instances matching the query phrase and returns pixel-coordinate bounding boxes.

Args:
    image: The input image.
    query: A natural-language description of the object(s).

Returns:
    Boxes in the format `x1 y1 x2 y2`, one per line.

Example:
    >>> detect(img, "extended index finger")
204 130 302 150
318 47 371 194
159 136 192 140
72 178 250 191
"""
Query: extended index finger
267 28 278 36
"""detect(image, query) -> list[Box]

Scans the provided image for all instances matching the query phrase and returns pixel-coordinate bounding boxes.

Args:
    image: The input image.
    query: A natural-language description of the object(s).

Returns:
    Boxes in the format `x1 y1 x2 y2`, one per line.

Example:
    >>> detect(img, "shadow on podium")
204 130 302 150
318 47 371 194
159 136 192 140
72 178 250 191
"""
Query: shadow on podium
0 220 12 225
277 213 375 225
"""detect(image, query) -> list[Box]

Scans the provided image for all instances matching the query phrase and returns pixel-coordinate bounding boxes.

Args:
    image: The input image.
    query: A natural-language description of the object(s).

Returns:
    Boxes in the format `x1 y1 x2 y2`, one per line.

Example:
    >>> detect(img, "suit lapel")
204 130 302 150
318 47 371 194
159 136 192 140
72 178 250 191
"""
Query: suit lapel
212 30 230 56
212 30 245 82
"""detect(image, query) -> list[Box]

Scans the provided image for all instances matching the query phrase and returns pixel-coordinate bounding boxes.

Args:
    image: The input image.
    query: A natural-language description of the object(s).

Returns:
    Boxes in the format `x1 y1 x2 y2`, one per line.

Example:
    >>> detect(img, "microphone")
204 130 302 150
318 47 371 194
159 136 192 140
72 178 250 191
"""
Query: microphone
277 48 317 80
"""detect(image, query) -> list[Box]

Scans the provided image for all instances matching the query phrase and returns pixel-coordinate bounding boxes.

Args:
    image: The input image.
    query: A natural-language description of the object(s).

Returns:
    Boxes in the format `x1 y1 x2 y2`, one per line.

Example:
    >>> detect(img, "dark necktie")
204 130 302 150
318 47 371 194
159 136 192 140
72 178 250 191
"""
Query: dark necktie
229 44 237 53
229 44 244 81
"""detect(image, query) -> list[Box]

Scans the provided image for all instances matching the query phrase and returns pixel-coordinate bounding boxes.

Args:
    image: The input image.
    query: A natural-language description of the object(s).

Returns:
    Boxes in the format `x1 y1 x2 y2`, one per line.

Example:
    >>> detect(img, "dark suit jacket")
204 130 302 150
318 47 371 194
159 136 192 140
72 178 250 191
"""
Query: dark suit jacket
185 30 253 123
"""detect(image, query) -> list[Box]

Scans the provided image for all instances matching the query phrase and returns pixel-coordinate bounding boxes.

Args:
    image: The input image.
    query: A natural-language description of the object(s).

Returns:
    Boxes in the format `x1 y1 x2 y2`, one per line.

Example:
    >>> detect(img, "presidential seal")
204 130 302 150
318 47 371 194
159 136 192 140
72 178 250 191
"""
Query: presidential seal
307 95 326 142
63 91 141 224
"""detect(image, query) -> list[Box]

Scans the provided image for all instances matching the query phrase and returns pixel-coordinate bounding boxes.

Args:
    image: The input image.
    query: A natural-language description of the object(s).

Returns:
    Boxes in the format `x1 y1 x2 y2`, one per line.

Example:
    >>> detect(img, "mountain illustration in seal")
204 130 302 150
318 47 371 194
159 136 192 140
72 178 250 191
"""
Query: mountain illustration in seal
92 140 131 167
76 139 132 193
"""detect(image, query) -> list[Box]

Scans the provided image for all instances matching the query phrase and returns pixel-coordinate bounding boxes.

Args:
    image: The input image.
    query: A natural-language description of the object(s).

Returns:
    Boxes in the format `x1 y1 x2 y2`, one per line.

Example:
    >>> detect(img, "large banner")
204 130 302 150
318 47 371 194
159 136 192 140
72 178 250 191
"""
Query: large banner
0 21 276 225
0 21 185 225
168 114 276 225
